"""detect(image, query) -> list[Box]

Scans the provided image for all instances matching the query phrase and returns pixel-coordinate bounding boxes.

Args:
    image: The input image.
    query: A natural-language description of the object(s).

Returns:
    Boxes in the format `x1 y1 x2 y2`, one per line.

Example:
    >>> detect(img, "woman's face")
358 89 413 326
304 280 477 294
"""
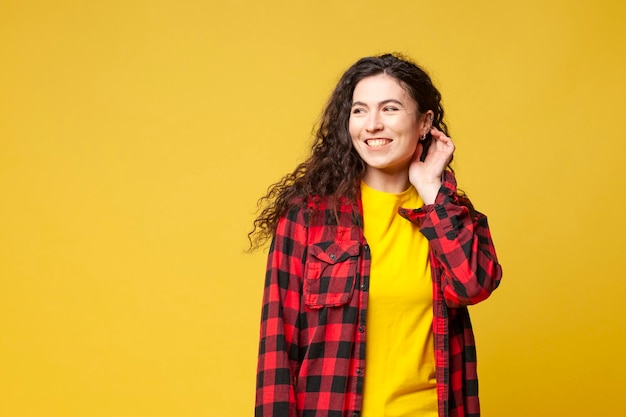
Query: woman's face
349 74 429 183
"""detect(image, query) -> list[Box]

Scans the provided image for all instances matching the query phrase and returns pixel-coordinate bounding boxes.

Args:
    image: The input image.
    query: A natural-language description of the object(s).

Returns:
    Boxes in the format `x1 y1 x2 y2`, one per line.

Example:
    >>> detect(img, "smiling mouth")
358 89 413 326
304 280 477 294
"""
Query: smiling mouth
365 139 392 148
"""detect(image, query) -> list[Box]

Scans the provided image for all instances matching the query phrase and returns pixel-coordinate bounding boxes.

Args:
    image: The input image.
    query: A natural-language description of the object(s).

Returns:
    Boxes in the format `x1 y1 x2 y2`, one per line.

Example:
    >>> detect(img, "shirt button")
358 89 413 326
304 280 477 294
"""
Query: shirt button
329 253 336 260
356 369 363 376
352 413 360 417
358 326 365 333
360 283 366 291
363 244 369 252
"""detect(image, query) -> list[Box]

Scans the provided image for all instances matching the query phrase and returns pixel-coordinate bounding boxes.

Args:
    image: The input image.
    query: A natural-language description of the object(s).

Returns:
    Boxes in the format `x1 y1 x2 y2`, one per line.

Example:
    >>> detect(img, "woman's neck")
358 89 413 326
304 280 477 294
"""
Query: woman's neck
362 169 411 193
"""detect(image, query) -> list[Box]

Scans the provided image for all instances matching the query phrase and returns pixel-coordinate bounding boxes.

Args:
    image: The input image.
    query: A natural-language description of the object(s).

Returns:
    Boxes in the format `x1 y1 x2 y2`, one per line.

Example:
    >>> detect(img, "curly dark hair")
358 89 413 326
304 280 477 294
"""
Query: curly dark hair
248 53 451 250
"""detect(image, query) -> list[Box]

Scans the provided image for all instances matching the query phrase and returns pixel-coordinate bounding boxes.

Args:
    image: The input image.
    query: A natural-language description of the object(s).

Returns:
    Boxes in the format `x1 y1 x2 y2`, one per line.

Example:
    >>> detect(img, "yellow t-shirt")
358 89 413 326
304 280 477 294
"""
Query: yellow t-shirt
360 181 437 417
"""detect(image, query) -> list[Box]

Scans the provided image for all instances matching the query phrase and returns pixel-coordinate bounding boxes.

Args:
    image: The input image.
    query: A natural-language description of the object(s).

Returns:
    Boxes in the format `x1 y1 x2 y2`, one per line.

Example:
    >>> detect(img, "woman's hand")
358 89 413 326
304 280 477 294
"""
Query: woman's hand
409 127 455 205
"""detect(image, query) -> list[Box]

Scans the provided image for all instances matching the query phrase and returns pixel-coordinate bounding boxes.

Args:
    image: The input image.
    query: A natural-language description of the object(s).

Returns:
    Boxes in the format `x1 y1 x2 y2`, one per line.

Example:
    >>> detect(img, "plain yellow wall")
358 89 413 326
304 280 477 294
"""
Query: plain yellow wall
1 0 625 416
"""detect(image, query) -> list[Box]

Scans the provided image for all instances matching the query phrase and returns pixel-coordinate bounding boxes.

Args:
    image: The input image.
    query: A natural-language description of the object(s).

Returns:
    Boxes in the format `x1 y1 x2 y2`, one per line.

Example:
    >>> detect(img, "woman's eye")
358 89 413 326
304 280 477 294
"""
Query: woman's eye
383 106 399 112
351 108 365 114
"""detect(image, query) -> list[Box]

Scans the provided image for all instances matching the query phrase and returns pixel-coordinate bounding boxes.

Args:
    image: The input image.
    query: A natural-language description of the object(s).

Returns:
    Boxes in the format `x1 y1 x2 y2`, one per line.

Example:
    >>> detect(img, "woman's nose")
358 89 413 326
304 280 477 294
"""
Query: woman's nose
365 113 383 132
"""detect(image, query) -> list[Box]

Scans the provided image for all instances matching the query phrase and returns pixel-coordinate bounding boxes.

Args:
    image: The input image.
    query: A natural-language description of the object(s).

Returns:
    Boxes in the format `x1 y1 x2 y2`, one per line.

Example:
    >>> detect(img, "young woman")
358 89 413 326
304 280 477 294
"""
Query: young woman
250 53 503 417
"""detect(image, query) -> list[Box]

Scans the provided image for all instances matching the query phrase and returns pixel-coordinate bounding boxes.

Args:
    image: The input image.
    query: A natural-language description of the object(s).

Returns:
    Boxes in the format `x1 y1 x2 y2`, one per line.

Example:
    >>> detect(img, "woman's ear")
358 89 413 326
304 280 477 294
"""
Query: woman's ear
422 110 434 134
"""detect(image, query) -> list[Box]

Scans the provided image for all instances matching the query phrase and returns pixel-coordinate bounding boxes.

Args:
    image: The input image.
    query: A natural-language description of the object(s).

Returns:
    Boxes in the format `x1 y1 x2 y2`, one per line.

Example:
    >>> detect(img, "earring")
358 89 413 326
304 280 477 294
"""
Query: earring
420 133 427 142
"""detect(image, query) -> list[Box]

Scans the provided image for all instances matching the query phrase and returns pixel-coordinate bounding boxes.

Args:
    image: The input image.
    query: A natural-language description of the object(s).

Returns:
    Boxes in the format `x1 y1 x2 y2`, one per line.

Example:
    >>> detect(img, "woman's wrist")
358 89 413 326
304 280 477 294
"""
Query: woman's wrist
414 180 441 205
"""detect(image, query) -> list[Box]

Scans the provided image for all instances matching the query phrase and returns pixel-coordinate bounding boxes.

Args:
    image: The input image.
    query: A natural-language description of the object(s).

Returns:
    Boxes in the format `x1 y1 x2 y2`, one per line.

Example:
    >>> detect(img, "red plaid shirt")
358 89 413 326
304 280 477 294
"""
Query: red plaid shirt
255 171 502 417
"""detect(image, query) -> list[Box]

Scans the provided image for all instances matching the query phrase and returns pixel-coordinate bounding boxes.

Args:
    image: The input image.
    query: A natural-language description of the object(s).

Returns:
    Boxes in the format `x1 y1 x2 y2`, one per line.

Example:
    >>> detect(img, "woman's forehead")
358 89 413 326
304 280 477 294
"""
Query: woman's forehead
352 74 416 106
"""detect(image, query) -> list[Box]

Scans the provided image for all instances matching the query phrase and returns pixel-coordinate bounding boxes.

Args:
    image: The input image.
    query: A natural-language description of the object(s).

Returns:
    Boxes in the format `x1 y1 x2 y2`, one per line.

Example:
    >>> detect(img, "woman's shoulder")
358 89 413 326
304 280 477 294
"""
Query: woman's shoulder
285 195 351 211
281 195 357 227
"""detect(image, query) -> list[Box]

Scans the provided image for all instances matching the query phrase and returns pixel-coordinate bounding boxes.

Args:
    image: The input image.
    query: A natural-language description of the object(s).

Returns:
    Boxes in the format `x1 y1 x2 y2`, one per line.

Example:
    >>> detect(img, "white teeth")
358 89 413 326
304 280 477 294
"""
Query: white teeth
366 139 391 147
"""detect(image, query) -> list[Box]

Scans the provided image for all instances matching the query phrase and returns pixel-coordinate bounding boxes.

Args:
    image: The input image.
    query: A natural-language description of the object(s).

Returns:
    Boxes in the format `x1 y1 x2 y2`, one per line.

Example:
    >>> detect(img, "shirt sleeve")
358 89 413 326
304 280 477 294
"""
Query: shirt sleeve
255 205 307 417
399 171 503 307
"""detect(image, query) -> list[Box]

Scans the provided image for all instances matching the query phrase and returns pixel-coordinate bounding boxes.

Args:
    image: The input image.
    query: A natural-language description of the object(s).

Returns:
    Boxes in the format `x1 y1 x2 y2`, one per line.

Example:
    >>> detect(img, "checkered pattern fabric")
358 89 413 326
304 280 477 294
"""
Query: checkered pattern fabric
255 171 502 417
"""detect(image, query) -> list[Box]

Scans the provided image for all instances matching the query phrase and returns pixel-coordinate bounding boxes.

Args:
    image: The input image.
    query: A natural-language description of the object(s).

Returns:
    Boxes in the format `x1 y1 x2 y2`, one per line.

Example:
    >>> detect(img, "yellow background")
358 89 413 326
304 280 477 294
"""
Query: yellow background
1 0 625 416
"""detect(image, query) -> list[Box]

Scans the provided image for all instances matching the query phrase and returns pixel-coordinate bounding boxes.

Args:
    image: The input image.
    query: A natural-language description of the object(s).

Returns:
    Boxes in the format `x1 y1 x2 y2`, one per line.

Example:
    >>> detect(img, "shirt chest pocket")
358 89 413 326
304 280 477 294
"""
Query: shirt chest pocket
304 240 360 309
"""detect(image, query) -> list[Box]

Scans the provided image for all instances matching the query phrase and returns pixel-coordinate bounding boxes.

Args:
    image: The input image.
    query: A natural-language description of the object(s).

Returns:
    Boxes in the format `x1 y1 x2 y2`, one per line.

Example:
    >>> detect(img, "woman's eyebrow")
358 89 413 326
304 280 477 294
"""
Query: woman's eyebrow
351 99 404 107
